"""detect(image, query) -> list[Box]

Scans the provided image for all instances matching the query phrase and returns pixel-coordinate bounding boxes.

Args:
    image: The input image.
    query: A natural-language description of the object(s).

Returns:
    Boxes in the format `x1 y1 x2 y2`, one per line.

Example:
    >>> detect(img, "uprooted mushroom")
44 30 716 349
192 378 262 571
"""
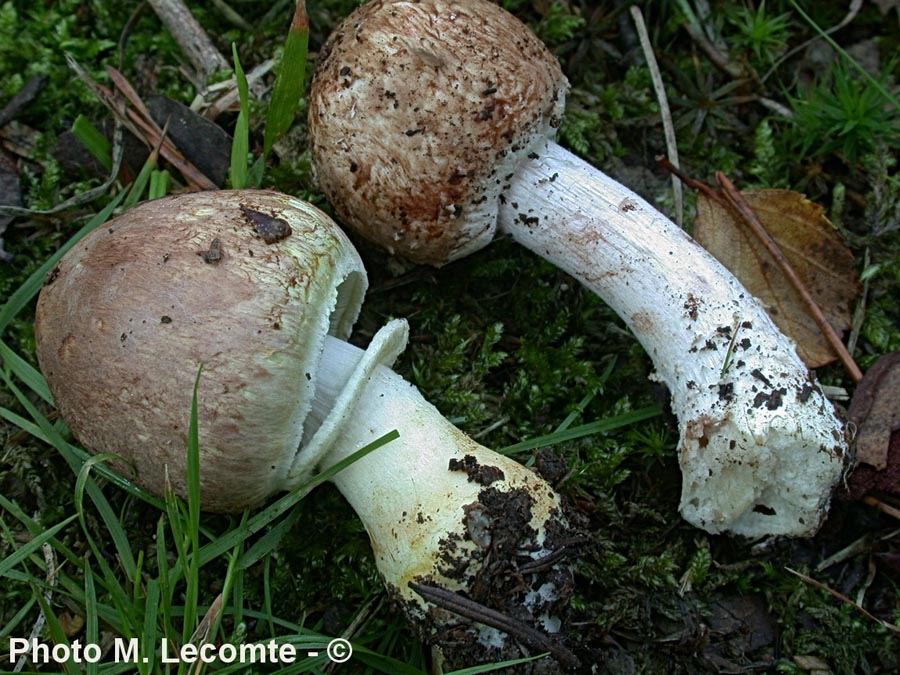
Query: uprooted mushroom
307 0 848 538
34 190 577 668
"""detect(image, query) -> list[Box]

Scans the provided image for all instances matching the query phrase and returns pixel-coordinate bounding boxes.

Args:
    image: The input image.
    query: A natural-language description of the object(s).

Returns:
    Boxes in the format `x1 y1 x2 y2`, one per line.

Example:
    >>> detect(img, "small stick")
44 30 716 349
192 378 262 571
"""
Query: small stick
676 5 744 79
202 58 276 121
0 74 48 128
517 537 584 574
0 123 125 218
631 6 683 227
862 495 900 522
716 172 863 383
785 566 900 636
70 60 217 190
408 582 579 669
655 156 721 203
147 0 229 84
14 540 58 672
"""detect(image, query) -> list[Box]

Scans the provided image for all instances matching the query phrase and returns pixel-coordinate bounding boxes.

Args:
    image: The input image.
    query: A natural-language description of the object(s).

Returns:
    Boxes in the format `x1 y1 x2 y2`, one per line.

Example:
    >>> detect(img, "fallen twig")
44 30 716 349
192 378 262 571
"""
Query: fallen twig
0 123 126 218
146 0 229 85
201 58 275 121
408 582 579 669
716 172 863 383
0 75 48 128
631 6 683 227
105 66 218 190
785 566 900 636
863 495 900 522
64 55 216 191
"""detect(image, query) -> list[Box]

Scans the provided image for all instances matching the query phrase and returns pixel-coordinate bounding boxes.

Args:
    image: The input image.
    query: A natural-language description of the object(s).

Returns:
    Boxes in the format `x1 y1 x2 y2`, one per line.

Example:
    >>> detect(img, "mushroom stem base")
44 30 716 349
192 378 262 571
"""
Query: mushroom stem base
306 326 575 663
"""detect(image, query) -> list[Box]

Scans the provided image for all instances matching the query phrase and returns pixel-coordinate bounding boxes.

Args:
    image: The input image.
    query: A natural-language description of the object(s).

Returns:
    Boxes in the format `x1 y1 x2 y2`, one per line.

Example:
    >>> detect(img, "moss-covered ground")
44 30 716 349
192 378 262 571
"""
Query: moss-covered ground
2 1 900 673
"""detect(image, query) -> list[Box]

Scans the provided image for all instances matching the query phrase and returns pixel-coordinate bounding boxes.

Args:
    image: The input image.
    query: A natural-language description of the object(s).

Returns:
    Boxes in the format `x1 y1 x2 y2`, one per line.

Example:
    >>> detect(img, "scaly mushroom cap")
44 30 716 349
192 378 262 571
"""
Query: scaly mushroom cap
35 190 367 511
308 0 568 266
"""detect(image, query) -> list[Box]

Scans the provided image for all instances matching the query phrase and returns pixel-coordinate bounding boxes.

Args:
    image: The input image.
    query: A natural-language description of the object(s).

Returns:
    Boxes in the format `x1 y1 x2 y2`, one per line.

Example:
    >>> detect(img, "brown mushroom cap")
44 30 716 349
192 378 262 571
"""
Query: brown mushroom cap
35 190 367 511
308 0 568 266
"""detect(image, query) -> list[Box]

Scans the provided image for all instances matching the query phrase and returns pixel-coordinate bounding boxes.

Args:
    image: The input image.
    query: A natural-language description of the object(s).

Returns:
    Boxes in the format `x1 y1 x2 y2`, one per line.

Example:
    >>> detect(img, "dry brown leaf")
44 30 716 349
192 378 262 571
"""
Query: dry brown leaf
695 189 860 369
849 351 900 471
59 611 85 637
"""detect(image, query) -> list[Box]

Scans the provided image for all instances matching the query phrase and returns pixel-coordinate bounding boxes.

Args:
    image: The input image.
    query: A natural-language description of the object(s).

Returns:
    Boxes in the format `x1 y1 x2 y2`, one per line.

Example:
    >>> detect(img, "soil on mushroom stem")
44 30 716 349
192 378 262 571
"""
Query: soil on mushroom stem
392 452 585 672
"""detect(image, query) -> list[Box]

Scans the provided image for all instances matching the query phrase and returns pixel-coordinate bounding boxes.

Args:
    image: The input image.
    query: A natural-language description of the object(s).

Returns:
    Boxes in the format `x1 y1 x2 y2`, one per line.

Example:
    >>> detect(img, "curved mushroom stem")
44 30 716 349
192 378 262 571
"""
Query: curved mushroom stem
500 140 846 538
299 321 573 657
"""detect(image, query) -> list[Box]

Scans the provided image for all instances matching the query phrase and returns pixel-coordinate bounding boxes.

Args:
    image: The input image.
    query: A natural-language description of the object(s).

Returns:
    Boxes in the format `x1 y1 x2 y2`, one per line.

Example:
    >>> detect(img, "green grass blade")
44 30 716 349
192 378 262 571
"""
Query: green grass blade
84 562 99 675
0 596 36 639
164 480 189 582
149 169 171 199
0 340 52 403
229 43 250 189
206 534 244 655
788 0 900 110
500 405 663 455
156 514 175 643
71 114 112 171
0 369 138 578
0 404 48 443
240 507 301 569
0 515 76 578
553 359 614 433
263 1 309 155
33 587 82 675
141 578 160 674
197 429 398 566
67 441 165 509
182 364 204 644
0 494 88 578
72 452 141 620
74 453 122 526
0 190 124 331
123 151 158 209
263 556 275 636
228 561 244 642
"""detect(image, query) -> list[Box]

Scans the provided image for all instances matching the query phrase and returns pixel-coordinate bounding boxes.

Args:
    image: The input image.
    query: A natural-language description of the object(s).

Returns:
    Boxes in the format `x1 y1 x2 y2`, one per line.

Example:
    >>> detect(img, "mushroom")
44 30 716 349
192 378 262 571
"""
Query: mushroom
34 190 574 665
308 0 848 538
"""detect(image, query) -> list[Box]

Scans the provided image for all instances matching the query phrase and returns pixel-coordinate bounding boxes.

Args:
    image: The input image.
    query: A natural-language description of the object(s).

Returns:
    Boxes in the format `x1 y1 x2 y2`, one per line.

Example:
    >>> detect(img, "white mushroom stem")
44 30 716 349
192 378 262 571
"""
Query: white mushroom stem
297 320 571 640
499 140 846 538
305 0 847 539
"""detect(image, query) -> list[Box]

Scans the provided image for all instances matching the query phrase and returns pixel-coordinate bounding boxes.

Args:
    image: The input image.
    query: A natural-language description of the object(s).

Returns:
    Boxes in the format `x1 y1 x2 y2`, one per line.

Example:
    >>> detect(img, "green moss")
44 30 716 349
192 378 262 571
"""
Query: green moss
2 0 900 672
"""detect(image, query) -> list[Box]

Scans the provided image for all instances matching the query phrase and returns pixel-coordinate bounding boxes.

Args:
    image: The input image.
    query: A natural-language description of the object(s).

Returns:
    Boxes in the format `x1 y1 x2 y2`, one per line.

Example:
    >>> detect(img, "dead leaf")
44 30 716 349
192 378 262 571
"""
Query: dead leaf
847 352 900 469
147 96 231 187
695 189 860 369
848 351 900 470
59 611 85 637
844 351 900 499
